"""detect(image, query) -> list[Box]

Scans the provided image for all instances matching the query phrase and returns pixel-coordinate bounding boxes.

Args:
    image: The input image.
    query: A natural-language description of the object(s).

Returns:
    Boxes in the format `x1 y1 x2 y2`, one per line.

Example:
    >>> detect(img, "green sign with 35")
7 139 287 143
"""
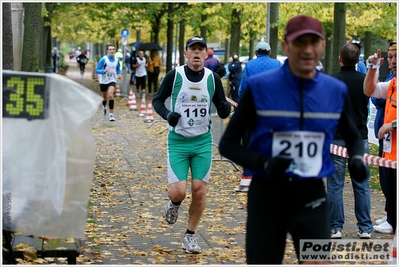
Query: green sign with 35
3 73 49 120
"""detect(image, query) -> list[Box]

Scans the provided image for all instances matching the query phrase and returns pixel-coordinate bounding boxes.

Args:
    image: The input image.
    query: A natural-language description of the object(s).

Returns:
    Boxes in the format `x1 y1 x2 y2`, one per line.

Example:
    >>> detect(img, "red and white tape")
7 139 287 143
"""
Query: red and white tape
225 97 397 169
331 144 396 169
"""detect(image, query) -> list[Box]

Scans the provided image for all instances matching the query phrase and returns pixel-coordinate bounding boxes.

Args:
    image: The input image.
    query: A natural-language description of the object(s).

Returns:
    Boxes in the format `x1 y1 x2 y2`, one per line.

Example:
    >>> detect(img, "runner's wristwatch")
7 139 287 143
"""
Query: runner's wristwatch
392 120 397 130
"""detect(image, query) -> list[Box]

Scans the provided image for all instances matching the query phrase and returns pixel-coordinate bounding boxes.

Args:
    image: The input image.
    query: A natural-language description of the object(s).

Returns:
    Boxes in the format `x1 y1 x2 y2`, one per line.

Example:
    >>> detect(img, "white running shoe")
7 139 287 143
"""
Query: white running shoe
235 185 249 192
331 230 342 239
165 200 179 224
373 221 393 234
182 233 202 254
109 113 115 121
375 215 387 225
358 231 371 239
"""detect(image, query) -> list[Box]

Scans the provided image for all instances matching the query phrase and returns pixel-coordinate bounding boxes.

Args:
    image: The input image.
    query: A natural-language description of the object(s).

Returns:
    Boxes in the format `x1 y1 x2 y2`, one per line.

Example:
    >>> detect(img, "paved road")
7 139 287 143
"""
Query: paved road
63 60 393 265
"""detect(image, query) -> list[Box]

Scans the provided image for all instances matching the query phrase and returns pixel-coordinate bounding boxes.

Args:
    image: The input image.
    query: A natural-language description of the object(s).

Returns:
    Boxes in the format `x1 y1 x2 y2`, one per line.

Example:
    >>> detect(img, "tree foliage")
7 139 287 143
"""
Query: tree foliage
16 2 396 74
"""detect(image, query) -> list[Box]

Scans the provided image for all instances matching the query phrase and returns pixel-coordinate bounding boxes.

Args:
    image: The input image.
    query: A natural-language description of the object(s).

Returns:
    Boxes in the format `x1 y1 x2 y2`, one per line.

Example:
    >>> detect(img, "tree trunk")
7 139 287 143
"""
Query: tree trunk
3 2 14 70
152 15 161 44
166 3 174 72
224 38 230 64
179 19 185 66
332 3 346 74
21 3 43 72
200 13 207 40
363 31 372 62
230 8 241 57
324 35 333 74
269 3 279 59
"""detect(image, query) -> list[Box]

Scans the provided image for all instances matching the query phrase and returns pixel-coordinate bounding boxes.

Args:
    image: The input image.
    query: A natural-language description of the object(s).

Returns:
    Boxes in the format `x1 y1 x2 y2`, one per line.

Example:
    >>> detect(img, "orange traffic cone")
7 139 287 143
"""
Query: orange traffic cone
115 85 121 97
127 89 133 106
129 92 138 111
144 100 155 123
138 94 146 117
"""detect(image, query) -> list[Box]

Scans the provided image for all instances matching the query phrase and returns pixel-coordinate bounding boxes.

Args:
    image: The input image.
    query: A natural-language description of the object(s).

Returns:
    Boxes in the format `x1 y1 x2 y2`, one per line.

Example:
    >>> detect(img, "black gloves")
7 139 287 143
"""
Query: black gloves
217 101 231 118
167 112 181 127
263 156 293 178
348 155 367 182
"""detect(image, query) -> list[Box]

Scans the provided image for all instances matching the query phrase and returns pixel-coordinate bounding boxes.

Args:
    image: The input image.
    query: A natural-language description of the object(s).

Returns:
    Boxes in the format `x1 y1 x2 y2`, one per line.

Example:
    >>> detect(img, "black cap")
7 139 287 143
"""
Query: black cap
186 36 207 50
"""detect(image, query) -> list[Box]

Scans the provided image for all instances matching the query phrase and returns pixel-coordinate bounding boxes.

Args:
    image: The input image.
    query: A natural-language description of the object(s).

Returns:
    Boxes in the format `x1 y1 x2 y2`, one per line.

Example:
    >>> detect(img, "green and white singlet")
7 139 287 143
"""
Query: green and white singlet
167 66 216 184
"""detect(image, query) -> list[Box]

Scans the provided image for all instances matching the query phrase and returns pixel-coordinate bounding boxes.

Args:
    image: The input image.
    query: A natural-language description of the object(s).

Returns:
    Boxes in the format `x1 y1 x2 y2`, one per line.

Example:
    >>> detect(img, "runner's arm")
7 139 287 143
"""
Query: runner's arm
219 87 267 171
152 70 176 120
212 73 231 119
95 57 106 75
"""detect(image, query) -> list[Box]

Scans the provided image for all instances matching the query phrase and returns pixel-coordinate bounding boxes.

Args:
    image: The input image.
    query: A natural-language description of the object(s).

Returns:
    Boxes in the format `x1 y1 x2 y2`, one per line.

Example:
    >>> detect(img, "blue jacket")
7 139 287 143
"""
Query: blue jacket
239 54 281 96
245 59 348 180
228 60 242 83
356 60 367 74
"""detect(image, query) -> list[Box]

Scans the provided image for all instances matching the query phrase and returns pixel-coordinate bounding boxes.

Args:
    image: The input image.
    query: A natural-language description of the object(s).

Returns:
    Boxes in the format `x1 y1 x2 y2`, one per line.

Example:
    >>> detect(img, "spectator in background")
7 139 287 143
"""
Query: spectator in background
364 41 397 235
235 39 281 193
352 41 367 74
115 48 124 71
239 39 281 97
130 47 137 85
147 49 162 95
327 43 373 240
204 48 219 71
370 65 394 228
124 47 131 74
228 52 242 112
133 50 147 97
52 47 60 73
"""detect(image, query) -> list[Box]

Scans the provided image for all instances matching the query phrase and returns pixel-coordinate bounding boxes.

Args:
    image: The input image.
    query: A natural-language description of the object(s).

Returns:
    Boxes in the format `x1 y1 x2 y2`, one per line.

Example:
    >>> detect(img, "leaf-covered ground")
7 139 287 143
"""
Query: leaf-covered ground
12 61 394 265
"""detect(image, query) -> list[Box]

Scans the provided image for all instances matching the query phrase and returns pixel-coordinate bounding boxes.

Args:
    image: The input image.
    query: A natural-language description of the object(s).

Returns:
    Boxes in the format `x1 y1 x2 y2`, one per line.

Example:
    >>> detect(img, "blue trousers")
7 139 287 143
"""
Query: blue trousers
327 139 373 233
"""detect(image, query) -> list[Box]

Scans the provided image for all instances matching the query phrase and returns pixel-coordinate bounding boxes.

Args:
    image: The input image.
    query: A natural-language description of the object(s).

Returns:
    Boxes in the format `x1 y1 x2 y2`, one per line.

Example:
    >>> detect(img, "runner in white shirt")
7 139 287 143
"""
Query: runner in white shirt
133 50 147 96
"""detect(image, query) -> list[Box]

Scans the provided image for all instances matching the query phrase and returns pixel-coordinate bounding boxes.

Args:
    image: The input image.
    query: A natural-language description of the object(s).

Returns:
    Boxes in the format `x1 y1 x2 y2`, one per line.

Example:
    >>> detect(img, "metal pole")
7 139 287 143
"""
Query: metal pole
122 46 128 97
122 36 128 98
174 22 178 69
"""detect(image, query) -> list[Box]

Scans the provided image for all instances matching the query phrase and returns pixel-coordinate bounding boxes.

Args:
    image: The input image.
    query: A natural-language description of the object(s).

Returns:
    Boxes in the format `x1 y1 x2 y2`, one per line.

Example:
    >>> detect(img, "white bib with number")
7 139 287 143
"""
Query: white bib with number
170 66 214 137
383 131 392 153
272 131 325 177
180 103 208 128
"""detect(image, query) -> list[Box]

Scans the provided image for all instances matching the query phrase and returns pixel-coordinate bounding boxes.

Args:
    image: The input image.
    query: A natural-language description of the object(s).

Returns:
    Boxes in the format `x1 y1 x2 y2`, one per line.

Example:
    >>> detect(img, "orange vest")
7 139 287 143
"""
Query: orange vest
383 77 397 160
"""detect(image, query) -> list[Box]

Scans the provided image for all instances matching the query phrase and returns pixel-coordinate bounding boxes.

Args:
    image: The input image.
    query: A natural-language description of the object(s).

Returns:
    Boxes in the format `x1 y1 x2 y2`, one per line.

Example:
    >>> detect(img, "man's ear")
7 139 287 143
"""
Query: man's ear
281 40 288 55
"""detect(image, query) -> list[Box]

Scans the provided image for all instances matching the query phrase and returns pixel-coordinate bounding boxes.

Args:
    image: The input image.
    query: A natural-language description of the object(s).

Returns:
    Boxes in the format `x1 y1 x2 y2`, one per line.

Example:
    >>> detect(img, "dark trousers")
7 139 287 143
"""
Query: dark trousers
230 81 240 110
385 167 397 232
148 71 159 94
378 138 388 212
246 177 330 264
